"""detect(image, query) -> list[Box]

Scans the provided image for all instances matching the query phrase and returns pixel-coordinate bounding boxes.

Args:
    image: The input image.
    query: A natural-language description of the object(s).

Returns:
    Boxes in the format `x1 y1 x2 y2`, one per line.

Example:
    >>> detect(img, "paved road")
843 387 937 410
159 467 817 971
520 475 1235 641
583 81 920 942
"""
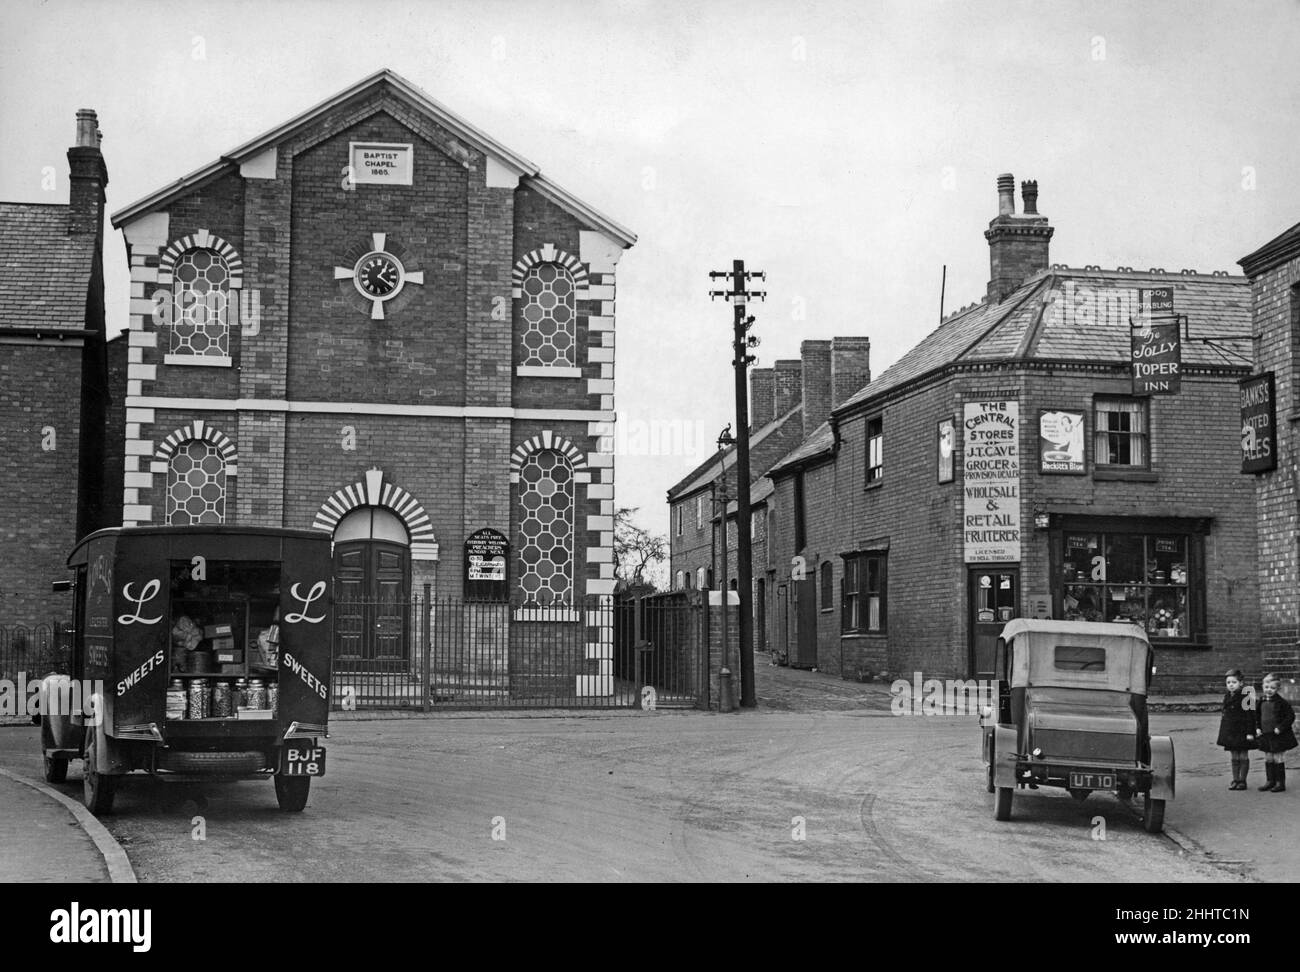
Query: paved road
0 707 1242 882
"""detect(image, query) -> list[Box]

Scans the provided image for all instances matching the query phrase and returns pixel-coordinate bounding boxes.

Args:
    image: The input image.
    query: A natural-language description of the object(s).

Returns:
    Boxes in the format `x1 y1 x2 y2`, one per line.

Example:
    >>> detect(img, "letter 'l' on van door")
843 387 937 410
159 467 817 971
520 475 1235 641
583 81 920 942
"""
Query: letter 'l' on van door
969 568 1018 679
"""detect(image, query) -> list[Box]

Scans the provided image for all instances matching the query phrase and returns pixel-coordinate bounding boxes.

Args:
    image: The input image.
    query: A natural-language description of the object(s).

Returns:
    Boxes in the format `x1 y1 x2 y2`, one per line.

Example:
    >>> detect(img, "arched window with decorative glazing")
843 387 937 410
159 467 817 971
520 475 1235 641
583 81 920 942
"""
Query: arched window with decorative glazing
166 439 226 524
517 449 575 604
520 263 576 367
171 248 231 358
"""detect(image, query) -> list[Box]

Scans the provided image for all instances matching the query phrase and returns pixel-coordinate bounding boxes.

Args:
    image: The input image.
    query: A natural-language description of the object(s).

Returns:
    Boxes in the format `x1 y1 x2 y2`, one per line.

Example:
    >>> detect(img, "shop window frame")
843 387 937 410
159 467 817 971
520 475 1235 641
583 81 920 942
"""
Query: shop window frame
1051 517 1209 645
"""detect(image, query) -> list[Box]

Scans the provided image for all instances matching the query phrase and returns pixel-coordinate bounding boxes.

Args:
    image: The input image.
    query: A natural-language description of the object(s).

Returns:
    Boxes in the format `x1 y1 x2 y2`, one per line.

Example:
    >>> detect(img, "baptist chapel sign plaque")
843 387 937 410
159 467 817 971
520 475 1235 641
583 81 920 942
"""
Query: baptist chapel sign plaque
348 142 413 186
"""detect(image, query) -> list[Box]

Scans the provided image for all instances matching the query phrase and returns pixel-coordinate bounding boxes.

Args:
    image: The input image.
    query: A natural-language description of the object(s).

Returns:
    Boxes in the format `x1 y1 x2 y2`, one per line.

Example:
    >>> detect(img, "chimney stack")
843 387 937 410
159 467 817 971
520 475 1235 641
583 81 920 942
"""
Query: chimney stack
67 108 108 237
800 340 832 434
996 173 1016 216
984 172 1053 303
1021 179 1039 215
773 359 802 421
749 367 775 431
831 336 871 407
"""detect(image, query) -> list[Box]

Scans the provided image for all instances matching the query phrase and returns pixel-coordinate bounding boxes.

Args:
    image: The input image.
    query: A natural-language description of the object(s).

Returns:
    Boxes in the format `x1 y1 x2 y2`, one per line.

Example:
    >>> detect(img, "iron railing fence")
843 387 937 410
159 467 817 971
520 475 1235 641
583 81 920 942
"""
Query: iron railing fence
0 623 72 724
329 593 705 711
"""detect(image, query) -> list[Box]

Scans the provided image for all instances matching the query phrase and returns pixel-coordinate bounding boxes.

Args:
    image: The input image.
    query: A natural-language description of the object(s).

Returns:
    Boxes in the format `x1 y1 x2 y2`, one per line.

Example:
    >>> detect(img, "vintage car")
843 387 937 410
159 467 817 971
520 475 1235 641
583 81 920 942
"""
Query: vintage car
980 619 1174 833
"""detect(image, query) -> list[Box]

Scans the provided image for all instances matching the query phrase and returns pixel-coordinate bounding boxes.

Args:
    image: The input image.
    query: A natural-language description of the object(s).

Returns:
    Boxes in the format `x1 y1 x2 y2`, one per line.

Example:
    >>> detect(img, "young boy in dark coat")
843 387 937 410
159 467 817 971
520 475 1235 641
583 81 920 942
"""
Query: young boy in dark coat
1255 673 1298 792
1216 669 1255 790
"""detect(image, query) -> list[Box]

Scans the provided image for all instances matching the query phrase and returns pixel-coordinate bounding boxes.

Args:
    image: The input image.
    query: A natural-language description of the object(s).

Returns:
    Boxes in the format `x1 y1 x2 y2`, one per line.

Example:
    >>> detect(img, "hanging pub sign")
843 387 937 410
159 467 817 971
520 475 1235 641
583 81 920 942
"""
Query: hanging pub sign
464 528 509 601
1131 287 1180 395
963 401 1021 564
1240 372 1277 474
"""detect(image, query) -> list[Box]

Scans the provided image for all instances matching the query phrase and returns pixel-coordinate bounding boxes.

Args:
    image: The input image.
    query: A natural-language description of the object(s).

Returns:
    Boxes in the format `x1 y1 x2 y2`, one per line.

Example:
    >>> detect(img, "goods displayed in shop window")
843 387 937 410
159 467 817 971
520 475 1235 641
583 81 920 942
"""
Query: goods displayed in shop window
1059 532 1191 638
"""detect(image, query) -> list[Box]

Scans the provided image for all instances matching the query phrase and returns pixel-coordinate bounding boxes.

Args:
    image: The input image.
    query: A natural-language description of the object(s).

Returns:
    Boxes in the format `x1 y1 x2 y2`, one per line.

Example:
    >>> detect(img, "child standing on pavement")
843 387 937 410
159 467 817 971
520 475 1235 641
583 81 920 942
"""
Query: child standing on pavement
1256 673 1297 792
1216 669 1255 790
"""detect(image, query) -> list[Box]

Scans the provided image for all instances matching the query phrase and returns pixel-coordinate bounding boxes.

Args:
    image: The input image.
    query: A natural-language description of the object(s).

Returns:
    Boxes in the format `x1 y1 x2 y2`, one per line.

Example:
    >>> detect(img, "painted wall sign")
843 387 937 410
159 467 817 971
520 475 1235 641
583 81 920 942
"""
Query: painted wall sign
963 401 1021 563
1038 409 1085 474
1131 287 1180 395
464 528 509 600
1240 372 1277 474
348 142 413 186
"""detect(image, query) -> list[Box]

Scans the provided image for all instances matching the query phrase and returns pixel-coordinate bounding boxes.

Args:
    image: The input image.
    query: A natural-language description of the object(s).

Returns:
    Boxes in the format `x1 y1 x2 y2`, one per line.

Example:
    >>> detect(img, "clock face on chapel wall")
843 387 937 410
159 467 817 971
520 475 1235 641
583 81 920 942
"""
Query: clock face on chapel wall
333 233 424 320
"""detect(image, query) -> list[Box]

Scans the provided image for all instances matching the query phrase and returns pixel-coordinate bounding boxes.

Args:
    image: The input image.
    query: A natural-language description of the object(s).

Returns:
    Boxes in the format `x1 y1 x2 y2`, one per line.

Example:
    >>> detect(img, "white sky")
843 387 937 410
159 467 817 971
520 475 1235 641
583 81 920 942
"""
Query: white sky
3 0 1299 575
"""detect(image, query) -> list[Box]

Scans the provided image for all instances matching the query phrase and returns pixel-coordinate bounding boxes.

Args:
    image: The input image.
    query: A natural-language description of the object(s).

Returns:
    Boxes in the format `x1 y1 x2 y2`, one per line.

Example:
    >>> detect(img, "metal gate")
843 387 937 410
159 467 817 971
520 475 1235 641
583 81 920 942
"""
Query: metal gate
0 623 71 724
329 591 684 710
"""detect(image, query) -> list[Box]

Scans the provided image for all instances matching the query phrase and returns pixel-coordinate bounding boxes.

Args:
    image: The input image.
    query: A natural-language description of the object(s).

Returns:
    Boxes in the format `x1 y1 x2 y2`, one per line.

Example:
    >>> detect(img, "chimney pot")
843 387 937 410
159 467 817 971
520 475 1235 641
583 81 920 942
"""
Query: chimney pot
75 109 99 148
996 173 1016 216
1021 179 1039 215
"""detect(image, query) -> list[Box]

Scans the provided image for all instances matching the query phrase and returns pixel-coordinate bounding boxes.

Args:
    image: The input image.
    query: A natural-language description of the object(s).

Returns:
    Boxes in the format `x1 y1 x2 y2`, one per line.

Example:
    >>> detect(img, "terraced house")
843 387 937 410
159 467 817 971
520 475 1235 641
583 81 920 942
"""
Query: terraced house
108 70 635 700
761 175 1259 687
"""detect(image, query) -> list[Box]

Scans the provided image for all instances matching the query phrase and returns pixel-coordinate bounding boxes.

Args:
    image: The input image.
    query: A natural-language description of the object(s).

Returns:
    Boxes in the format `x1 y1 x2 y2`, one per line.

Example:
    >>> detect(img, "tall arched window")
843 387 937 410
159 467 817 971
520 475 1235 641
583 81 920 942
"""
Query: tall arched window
520 262 576 367
171 248 231 358
518 449 575 604
166 439 226 524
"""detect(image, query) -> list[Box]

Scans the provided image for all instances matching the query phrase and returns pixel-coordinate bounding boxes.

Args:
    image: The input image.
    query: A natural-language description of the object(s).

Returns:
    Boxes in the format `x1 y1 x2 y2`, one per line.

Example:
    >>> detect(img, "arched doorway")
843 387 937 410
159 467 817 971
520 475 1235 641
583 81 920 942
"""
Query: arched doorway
333 507 411 670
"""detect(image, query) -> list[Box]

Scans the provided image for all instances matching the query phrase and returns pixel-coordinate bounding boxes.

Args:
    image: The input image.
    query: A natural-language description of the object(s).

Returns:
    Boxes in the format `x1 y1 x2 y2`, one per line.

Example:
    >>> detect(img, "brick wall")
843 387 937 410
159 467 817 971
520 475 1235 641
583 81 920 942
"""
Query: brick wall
770 363 1259 686
0 344 84 630
1249 255 1300 675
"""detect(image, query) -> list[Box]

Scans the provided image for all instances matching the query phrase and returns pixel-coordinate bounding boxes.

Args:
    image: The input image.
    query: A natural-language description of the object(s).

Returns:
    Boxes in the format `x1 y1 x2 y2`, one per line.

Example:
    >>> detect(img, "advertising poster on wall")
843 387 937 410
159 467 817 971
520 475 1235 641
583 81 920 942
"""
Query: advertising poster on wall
937 417 955 484
1038 409 1085 474
963 401 1021 563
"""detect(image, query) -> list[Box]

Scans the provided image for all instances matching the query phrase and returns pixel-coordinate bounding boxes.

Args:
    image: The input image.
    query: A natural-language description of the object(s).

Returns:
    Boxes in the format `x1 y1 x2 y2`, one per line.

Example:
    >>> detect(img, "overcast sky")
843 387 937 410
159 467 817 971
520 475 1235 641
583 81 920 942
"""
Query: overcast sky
3 0 1299 576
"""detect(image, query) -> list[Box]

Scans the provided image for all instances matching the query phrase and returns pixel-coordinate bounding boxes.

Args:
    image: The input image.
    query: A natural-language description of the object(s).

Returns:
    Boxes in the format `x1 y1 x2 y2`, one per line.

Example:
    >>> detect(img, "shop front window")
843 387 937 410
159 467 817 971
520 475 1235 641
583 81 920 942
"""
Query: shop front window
1060 532 1192 639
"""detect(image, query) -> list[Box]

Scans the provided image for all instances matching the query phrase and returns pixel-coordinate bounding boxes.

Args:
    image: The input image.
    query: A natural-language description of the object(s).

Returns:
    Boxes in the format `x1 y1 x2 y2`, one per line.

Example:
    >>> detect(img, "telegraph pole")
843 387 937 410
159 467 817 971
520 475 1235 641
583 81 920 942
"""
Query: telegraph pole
709 259 764 708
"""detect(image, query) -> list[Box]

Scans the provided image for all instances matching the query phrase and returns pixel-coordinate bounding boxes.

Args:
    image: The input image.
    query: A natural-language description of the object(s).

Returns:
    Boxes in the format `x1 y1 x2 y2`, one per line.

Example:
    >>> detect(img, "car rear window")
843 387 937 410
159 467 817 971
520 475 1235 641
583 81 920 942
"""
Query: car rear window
1054 645 1106 671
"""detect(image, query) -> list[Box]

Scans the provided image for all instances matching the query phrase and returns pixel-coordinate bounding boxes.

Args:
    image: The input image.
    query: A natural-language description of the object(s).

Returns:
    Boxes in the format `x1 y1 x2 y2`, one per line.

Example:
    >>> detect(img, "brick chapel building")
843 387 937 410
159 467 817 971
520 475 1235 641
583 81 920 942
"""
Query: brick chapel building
0 110 116 644
108 71 634 696
759 175 1260 686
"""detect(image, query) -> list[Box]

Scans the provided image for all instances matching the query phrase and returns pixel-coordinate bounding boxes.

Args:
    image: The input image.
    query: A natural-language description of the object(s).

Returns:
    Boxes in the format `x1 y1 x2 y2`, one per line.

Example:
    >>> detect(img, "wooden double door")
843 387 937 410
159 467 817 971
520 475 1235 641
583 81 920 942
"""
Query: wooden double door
334 540 411 669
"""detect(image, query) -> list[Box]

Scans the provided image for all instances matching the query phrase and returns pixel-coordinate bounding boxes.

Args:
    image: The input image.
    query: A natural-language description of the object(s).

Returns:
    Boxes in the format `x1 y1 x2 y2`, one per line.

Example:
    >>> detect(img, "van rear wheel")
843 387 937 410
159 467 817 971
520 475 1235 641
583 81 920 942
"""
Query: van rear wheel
274 775 310 812
1142 794 1165 833
83 728 116 815
994 786 1013 821
44 755 68 784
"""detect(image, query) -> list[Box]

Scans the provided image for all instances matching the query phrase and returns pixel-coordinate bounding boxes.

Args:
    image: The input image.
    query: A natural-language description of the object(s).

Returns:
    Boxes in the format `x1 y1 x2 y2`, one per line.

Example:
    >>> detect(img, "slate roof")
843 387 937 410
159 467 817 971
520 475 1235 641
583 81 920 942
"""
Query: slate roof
111 69 636 248
666 405 803 500
767 268 1252 478
1239 218 1300 278
837 268 1251 415
0 202 95 331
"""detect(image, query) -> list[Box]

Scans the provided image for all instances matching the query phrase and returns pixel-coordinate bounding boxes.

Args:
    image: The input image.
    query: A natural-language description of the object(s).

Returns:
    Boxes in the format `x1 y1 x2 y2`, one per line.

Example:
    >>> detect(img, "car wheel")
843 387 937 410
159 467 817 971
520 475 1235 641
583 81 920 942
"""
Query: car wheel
1142 794 1165 834
44 755 68 784
83 728 116 815
994 786 1013 821
274 775 310 812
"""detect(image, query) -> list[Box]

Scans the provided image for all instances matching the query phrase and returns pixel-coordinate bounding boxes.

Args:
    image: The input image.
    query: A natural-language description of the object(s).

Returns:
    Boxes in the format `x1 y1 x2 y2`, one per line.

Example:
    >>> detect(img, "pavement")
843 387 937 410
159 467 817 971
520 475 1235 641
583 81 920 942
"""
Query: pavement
0 657 1280 883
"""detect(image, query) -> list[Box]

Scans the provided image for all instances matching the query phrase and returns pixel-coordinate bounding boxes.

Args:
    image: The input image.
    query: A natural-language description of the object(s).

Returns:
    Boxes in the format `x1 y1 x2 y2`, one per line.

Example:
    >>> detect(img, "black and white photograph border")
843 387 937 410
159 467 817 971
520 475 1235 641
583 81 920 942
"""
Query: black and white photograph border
0 0 1297 916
